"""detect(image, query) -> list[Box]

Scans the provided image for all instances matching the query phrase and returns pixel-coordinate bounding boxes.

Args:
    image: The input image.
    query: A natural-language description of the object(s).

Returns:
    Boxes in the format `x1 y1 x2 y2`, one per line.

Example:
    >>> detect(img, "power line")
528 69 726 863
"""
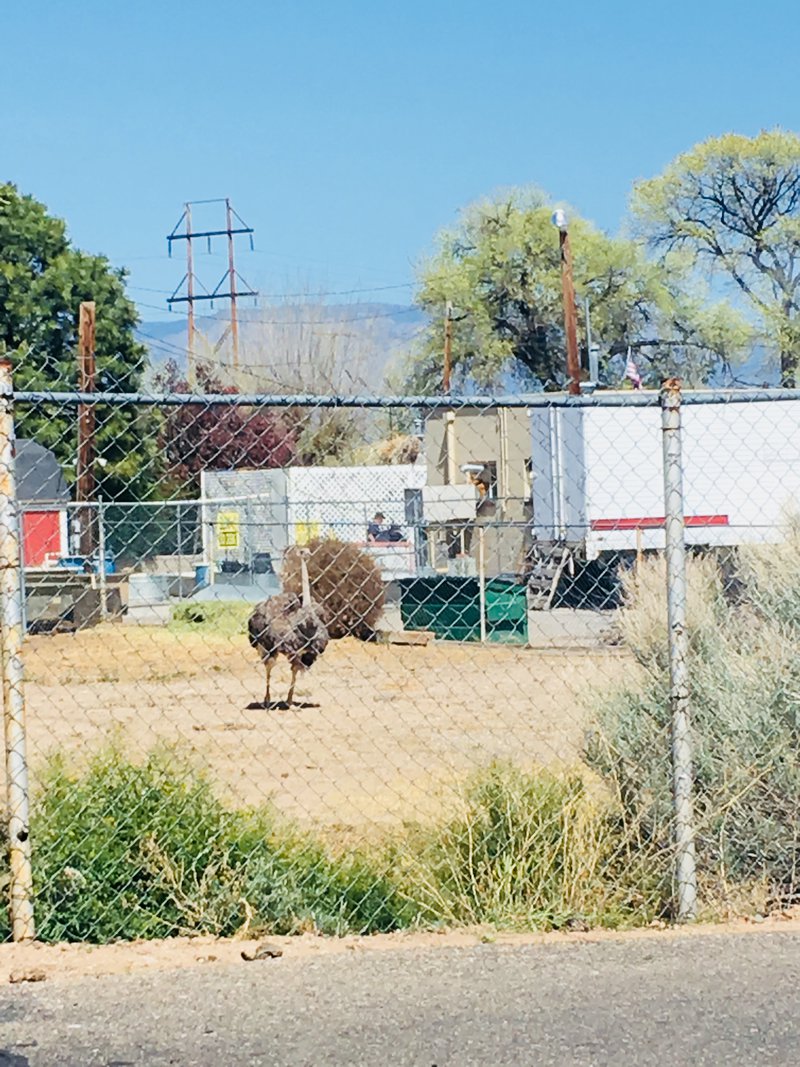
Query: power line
137 321 426 366
136 330 197 360
129 281 415 299
134 300 422 327
120 248 409 277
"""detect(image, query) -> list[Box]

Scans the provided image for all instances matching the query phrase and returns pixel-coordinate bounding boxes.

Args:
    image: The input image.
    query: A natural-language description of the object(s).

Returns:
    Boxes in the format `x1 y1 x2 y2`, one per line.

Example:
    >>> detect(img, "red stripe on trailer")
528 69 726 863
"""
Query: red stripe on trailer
590 515 729 531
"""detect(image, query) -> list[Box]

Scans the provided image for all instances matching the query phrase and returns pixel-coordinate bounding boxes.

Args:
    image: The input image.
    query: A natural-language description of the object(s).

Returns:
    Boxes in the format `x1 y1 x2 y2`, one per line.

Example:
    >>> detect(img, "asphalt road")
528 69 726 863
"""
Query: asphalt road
0 932 799 1065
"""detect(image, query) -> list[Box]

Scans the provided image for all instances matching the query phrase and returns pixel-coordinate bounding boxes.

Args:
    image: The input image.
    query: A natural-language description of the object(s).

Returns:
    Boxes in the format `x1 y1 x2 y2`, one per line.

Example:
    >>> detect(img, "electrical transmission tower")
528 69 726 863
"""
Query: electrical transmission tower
167 198 258 382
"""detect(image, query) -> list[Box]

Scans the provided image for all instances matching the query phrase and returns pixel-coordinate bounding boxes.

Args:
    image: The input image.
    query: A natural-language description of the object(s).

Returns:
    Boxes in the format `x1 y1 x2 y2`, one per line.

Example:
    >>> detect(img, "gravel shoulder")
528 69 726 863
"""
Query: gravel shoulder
0 910 795 985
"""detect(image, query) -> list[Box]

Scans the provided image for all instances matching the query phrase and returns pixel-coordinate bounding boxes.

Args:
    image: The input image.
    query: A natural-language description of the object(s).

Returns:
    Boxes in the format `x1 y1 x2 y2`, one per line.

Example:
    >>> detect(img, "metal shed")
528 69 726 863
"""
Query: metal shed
16 440 70 567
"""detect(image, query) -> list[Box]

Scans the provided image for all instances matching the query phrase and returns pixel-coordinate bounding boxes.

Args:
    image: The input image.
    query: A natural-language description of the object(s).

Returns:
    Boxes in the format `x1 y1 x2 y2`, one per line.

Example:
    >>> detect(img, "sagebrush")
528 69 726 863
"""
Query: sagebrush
20 748 414 943
586 538 800 913
283 538 385 639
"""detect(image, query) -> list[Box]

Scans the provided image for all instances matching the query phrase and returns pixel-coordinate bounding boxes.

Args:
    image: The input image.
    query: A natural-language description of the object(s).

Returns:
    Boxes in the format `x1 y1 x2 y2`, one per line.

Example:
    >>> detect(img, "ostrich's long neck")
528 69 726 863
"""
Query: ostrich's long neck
300 554 311 608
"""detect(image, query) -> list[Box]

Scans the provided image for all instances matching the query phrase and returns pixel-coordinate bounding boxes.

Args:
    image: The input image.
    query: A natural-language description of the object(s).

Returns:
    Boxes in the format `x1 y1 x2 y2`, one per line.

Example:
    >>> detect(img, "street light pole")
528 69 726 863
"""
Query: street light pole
443 300 453 394
552 210 581 396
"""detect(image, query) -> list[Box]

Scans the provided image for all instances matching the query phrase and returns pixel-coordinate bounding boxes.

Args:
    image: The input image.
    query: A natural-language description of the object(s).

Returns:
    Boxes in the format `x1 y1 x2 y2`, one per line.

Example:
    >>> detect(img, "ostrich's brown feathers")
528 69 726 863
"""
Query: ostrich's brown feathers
248 593 329 672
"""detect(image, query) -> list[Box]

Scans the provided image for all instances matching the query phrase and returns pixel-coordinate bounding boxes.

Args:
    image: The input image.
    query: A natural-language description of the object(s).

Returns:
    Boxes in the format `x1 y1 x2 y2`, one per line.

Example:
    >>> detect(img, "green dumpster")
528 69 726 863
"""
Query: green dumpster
398 576 527 644
485 578 528 643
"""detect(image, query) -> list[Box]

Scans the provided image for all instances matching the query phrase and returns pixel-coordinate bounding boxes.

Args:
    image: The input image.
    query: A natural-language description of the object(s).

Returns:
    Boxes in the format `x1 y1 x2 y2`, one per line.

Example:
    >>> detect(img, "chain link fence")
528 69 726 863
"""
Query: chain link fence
1 367 800 942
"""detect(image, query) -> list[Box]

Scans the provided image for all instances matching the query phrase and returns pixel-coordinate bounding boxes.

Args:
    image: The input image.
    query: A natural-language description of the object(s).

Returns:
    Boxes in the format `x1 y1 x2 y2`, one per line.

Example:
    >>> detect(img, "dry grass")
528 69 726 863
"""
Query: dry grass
393 761 656 929
19 622 632 829
615 555 727 670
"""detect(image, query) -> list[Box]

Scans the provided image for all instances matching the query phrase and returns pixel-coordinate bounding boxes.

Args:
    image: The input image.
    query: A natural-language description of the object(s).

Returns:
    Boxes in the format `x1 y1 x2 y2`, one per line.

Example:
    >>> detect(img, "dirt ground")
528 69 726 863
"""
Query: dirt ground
0 910 797 985
20 622 635 828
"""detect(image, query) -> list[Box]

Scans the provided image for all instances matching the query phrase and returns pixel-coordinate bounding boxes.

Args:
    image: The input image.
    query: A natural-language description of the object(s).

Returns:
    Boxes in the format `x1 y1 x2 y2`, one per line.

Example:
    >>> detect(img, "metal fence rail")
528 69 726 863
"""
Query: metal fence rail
1 375 799 941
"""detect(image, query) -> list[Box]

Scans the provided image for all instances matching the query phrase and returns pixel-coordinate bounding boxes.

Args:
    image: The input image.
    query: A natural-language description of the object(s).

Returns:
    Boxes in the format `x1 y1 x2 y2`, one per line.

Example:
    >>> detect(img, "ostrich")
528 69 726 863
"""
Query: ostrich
248 550 329 707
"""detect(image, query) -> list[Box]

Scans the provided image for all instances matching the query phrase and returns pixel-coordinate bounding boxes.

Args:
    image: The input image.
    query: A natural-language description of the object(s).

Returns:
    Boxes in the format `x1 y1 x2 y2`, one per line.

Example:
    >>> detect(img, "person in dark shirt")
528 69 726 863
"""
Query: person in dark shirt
367 512 386 542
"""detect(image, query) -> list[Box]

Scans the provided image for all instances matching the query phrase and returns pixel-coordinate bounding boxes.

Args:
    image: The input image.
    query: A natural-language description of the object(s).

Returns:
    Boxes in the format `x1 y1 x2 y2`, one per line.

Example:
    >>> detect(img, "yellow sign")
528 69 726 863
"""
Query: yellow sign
216 510 240 550
295 521 320 545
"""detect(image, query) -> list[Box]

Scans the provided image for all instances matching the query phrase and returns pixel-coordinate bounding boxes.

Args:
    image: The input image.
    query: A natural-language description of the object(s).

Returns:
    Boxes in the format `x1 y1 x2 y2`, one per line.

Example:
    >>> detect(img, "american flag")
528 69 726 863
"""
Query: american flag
624 348 642 390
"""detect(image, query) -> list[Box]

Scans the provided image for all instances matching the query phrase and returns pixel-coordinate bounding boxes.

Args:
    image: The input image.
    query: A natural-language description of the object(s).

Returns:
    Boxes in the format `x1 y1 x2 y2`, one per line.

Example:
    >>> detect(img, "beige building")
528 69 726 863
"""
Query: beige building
423 406 533 575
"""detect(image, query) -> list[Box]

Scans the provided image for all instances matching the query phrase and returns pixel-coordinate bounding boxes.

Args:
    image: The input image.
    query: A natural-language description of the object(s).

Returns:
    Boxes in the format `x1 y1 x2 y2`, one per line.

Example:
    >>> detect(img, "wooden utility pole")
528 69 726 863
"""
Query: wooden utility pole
558 228 581 395
443 301 453 394
443 301 456 493
77 301 96 557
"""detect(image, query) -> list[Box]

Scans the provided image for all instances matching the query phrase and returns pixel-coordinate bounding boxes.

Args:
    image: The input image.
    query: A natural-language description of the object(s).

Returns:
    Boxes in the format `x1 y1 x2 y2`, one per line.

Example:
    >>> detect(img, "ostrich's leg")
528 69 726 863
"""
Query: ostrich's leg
286 664 299 707
264 660 273 706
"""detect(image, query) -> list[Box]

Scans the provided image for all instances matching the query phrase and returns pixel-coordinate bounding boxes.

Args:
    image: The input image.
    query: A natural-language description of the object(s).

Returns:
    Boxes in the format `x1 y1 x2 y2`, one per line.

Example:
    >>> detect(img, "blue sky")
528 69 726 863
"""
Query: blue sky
4 1 798 321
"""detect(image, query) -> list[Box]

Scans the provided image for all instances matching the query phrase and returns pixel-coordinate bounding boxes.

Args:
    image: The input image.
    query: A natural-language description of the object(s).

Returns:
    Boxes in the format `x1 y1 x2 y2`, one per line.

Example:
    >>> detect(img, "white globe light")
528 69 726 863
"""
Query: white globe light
551 208 568 231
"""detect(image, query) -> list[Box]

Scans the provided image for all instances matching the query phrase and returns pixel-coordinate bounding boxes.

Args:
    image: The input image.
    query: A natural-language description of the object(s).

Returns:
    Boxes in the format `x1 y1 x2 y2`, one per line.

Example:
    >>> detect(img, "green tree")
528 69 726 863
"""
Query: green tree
408 188 750 392
0 182 158 498
632 130 800 386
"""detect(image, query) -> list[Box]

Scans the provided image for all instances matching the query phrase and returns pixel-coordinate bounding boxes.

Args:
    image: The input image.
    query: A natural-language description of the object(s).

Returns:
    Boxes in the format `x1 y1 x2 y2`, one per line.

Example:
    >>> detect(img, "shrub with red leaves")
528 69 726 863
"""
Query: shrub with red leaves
156 361 296 491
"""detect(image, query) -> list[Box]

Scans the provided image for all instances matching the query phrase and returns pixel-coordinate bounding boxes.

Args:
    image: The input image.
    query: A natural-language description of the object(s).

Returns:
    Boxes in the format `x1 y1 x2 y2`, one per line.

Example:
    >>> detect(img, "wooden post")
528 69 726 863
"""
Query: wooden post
77 301 96 559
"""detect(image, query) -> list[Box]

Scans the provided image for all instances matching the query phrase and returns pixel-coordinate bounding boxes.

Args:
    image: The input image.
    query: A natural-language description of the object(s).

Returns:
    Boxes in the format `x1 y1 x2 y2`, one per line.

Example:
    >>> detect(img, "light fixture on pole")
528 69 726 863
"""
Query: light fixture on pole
552 209 581 396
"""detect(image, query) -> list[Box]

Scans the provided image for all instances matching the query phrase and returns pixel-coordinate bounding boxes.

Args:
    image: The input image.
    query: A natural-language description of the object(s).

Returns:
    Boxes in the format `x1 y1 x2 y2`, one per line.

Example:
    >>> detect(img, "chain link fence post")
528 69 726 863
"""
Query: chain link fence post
660 378 698 922
0 360 35 940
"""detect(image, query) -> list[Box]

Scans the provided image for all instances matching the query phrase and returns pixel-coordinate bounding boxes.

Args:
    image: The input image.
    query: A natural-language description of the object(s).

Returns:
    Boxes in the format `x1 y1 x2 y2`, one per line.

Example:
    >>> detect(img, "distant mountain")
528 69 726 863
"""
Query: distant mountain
136 303 427 392
138 305 779 395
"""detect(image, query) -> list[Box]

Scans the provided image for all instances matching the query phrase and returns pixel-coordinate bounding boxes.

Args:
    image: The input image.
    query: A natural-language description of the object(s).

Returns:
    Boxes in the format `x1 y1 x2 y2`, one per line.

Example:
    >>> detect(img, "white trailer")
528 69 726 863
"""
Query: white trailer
201 464 427 576
530 394 800 560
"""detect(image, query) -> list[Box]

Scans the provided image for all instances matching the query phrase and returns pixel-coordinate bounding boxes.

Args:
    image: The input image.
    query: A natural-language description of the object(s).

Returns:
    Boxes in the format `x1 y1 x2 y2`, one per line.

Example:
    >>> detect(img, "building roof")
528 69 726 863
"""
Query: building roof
15 440 70 504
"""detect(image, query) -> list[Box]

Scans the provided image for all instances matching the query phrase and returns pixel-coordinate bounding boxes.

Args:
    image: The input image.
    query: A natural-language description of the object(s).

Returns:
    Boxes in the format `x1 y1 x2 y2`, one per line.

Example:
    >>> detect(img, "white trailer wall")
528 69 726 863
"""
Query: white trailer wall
531 398 800 558
285 465 427 543
200 469 289 564
201 463 427 566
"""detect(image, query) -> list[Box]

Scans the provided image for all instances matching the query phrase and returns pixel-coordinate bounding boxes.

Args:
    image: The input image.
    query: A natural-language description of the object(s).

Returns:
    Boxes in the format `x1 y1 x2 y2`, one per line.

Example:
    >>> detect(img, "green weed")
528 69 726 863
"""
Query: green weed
392 762 659 930
19 747 415 943
168 600 252 637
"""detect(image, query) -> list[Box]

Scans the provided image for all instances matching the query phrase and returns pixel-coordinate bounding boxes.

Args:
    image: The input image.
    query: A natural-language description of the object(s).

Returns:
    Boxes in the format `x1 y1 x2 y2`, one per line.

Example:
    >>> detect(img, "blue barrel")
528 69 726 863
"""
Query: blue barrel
195 564 210 589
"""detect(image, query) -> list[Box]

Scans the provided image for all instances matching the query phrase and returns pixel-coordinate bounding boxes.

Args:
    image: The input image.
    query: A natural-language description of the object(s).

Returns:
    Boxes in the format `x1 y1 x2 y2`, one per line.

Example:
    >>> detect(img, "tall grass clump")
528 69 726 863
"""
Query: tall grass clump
586 539 800 914
394 762 658 929
17 747 416 943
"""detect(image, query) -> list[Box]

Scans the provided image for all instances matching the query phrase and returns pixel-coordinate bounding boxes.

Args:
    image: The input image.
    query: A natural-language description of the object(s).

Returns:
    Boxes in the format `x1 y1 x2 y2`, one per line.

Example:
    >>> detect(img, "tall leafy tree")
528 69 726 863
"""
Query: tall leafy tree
408 188 750 391
632 130 800 385
0 182 158 497
0 181 160 497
